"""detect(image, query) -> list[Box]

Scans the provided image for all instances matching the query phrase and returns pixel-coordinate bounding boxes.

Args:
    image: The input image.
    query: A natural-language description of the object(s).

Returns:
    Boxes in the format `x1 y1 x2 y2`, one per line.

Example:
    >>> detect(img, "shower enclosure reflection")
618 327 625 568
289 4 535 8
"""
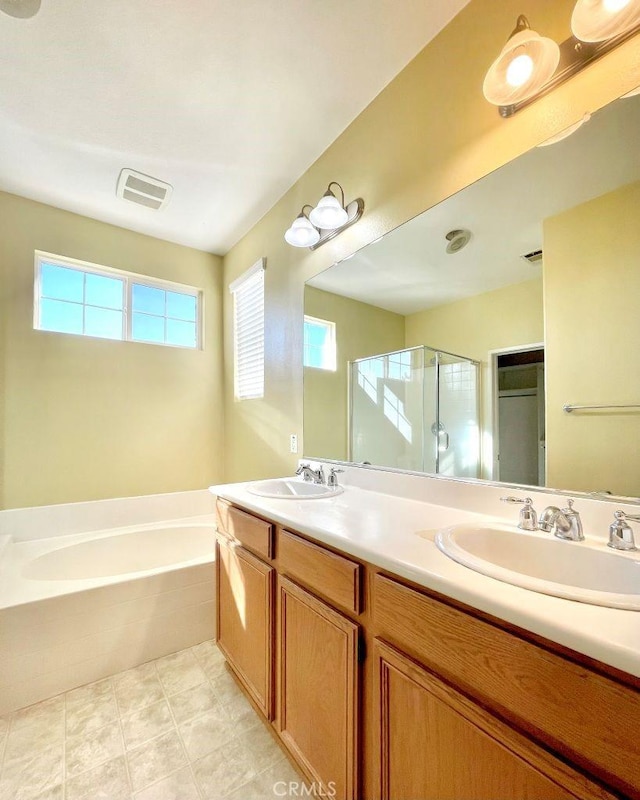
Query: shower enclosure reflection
350 346 480 477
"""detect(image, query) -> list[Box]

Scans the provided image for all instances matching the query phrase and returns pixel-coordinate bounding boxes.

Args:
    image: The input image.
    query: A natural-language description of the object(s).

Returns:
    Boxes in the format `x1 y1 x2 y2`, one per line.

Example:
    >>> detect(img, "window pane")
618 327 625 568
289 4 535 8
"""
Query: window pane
132 284 165 315
85 273 124 310
306 348 323 369
167 319 197 348
307 324 327 347
40 298 83 334
166 291 196 321
41 264 84 302
85 307 123 340
132 312 164 343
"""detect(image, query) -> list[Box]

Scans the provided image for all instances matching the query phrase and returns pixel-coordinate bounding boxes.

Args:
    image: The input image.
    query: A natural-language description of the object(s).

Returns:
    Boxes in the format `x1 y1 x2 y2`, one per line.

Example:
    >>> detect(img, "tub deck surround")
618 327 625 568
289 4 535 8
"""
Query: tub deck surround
209 465 640 680
0 516 216 609
0 491 218 717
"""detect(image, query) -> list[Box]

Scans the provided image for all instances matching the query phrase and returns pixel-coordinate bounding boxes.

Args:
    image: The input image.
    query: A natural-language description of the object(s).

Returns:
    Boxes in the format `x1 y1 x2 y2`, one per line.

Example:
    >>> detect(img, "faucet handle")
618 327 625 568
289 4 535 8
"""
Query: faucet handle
327 467 344 488
608 511 639 551
500 496 538 531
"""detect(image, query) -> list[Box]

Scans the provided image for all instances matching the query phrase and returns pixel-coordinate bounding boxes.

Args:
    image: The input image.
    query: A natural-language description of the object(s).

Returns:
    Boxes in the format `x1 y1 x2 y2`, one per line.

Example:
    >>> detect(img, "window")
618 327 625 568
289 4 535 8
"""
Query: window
230 259 265 400
34 252 202 349
303 316 336 371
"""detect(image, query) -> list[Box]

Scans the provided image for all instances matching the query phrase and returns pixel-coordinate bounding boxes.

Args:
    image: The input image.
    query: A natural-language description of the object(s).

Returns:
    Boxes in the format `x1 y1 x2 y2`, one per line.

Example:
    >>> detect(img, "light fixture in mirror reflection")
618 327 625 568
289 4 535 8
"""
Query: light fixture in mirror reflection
303 91 640 501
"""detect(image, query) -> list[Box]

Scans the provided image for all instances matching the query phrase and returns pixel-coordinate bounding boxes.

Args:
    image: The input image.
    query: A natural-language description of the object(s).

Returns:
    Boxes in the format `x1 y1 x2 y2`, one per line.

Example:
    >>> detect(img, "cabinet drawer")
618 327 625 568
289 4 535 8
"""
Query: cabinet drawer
372 573 640 799
216 499 273 560
279 530 361 615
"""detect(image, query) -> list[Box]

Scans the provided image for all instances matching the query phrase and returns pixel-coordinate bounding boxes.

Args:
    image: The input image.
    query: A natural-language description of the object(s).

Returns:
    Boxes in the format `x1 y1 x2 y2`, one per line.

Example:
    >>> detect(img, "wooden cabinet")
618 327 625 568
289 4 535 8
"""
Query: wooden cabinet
279 576 359 800
374 639 614 800
215 537 275 719
213 503 640 800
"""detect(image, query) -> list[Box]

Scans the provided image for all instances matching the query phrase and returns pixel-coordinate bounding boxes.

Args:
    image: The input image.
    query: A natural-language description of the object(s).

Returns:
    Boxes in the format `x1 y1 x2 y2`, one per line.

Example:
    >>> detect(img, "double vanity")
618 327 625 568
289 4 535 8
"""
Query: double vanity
210 465 640 800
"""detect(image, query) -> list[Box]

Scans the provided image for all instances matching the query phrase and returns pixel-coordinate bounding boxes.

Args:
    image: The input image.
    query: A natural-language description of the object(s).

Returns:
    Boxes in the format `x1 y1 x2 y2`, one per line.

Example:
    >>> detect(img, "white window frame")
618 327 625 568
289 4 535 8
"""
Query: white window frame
33 250 204 350
303 315 337 371
230 258 265 400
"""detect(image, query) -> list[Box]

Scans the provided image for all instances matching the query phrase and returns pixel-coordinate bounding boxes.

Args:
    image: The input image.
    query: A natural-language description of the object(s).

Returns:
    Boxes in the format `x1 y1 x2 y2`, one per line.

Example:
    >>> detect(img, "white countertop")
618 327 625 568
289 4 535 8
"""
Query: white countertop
211 473 640 680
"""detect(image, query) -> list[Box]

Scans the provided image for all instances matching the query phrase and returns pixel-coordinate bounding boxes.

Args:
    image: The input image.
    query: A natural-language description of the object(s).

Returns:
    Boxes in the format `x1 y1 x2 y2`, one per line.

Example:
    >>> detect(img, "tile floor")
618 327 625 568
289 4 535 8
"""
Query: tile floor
0 641 302 800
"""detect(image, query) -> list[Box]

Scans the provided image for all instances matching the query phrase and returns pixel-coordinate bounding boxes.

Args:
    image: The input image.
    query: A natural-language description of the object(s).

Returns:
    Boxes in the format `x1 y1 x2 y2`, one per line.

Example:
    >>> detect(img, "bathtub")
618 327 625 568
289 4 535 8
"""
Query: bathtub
0 492 217 716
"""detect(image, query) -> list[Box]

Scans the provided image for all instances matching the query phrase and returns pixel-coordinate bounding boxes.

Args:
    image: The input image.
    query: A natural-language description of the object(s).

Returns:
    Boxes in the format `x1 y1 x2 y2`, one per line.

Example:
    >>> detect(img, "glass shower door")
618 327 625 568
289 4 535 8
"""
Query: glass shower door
350 347 425 471
435 352 480 478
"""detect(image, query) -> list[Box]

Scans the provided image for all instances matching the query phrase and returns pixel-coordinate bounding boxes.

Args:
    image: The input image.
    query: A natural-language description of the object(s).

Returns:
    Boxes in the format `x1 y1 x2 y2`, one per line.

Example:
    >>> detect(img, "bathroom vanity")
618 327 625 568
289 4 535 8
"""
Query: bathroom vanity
211 474 640 800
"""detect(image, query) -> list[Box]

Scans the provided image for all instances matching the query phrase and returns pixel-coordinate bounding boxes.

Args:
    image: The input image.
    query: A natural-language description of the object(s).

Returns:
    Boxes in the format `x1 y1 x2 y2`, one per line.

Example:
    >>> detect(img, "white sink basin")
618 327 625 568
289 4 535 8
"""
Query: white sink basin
247 478 344 500
435 523 640 610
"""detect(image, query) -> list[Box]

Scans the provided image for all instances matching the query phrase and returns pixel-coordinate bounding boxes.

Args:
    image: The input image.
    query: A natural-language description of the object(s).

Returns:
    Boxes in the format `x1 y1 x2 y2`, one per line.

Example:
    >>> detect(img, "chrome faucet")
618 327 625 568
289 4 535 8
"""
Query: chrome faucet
295 463 326 485
500 496 538 531
608 511 640 551
538 499 584 541
327 467 344 488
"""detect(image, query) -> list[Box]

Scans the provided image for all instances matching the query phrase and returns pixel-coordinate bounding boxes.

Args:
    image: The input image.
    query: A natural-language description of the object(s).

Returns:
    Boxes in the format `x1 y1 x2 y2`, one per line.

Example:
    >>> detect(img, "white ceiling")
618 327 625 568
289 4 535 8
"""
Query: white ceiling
0 0 470 254
309 95 640 315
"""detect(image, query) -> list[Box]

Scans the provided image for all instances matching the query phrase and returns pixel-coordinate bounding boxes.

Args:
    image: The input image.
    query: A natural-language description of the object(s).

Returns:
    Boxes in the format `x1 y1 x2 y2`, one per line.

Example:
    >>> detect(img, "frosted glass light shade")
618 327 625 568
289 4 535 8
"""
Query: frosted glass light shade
483 26 560 106
571 0 640 42
284 215 320 247
309 194 349 230
537 113 591 147
0 0 41 17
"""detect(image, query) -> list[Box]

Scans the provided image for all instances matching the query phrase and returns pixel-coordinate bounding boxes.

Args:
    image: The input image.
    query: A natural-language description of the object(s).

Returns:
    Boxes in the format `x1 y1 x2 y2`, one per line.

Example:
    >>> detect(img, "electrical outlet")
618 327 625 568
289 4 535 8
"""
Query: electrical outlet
289 434 298 454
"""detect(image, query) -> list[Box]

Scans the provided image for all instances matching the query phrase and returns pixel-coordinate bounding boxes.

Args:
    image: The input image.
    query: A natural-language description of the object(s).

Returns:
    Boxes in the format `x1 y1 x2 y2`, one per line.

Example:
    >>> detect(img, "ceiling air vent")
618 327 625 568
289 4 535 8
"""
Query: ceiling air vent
521 248 543 265
116 169 172 211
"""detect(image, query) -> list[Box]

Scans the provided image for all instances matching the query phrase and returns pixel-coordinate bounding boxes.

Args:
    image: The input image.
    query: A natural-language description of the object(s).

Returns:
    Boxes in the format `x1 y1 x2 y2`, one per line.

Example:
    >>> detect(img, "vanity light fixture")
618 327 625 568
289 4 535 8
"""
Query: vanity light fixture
571 0 640 42
309 183 349 230
284 182 364 250
484 5 640 117
483 16 560 107
0 0 41 17
537 112 591 146
284 206 321 248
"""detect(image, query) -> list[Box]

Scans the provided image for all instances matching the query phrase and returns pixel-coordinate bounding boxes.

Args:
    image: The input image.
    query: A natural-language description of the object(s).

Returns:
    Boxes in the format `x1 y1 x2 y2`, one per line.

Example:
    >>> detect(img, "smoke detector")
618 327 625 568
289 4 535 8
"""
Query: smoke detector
521 248 543 265
0 0 41 17
116 169 173 211
445 229 472 254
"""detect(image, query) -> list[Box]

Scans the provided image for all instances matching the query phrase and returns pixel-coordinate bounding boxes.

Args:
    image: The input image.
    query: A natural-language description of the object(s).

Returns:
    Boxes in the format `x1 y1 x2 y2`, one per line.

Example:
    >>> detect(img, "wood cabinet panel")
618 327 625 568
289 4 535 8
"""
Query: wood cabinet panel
216 498 273 560
374 640 614 800
216 538 274 719
279 576 359 800
372 574 640 799
279 529 362 615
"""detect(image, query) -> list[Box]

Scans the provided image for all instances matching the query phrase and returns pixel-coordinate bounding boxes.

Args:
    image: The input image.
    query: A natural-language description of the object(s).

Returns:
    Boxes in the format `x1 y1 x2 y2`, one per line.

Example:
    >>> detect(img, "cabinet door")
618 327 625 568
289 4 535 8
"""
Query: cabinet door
374 639 613 800
216 538 275 719
279 576 359 800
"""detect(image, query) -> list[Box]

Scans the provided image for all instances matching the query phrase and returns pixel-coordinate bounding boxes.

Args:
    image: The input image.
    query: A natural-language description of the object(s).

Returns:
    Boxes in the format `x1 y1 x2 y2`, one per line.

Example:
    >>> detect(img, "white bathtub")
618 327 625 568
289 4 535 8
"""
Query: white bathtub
0 492 217 716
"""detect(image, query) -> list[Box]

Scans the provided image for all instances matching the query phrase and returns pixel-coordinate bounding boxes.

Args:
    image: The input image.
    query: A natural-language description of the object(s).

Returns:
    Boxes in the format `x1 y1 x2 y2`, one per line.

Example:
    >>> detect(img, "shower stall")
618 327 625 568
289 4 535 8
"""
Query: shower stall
349 345 480 477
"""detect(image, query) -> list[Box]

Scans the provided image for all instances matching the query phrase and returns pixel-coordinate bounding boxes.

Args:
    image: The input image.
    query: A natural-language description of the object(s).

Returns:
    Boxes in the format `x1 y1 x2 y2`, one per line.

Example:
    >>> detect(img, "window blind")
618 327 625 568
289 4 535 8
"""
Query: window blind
231 259 265 400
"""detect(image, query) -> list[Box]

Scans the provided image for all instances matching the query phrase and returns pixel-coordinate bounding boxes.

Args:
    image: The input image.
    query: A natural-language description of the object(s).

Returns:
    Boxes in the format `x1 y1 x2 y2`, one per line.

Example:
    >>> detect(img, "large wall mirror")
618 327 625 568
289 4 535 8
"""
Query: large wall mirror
303 91 640 501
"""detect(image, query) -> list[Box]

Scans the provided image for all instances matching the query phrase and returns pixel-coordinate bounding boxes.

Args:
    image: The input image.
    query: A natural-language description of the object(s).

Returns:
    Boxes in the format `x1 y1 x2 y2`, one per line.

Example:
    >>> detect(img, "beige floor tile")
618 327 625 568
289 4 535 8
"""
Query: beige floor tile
192 739 258 799
178 705 234 761
0 743 63 800
168 681 218 725
155 650 207 696
7 697 65 753
113 665 165 716
209 669 244 706
65 693 119 738
65 679 113 713
120 699 175 751
192 640 227 680
65 754 131 800
236 723 286 775
30 785 63 800
126 730 187 792
228 758 305 800
223 691 261 735
133 766 199 800
65 721 124 778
